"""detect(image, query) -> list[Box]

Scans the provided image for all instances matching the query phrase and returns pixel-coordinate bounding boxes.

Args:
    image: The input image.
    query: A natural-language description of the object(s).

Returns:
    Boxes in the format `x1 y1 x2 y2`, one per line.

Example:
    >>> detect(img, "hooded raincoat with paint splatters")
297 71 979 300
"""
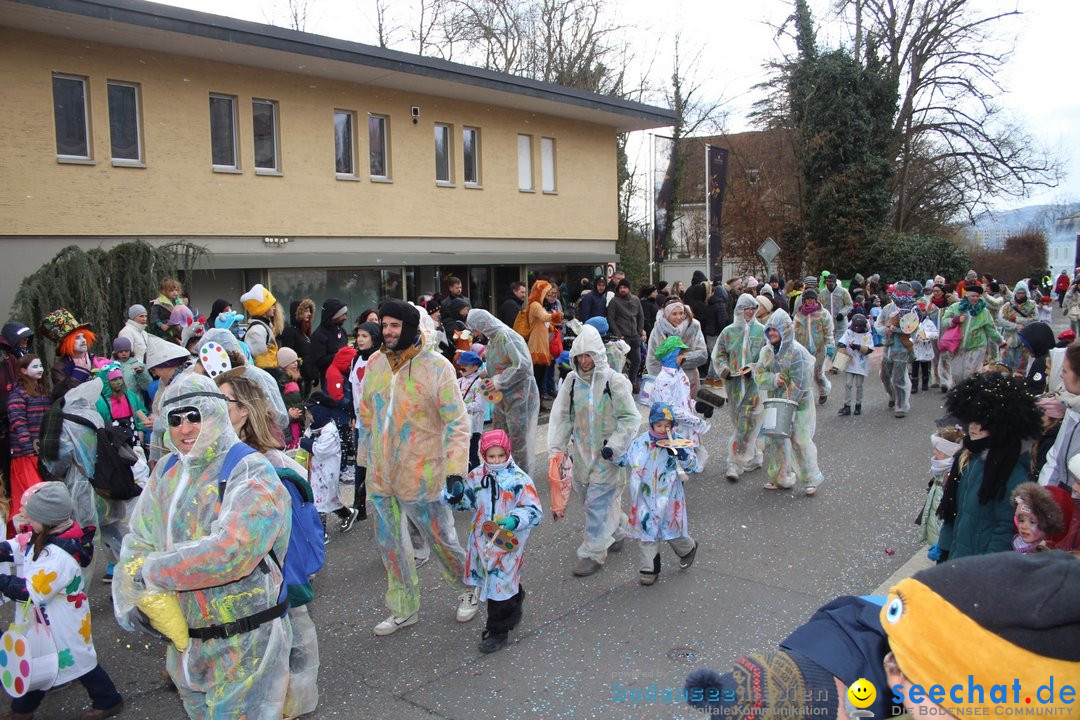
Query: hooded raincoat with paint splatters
712 294 767 471
754 310 824 490
356 338 470 502
113 374 292 720
467 310 540 479
444 456 542 601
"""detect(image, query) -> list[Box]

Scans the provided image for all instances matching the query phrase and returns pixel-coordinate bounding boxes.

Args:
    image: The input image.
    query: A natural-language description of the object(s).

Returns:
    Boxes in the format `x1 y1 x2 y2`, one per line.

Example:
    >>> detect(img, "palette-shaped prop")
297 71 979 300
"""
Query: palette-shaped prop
478 385 503 403
656 436 696 450
198 341 231 378
481 520 520 552
899 312 920 335
0 621 58 698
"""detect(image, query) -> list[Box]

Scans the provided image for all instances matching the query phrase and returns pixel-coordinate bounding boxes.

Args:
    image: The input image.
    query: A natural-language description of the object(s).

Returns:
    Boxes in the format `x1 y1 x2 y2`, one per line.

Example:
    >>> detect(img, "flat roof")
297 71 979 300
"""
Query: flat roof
2 0 676 132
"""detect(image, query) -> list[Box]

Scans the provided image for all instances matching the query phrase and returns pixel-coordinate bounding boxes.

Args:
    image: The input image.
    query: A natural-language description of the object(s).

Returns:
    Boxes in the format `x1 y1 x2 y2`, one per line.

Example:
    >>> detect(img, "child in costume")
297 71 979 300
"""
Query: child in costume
921 427 964 561
6 355 51 531
276 347 305 449
1037 294 1054 324
792 288 834 405
110 335 150 403
456 350 487 470
836 313 874 416
875 281 917 418
0 482 123 719
301 393 356 540
651 335 710 467
97 364 151 447
909 308 938 395
1009 482 1069 553
754 310 826 496
611 402 700 586
999 281 1038 373
444 430 541 653
711 293 766 482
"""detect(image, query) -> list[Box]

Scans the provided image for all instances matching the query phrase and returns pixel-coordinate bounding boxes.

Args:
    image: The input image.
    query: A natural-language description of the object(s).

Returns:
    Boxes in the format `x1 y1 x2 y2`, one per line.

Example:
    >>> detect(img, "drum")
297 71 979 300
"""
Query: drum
761 398 799 439
831 350 851 372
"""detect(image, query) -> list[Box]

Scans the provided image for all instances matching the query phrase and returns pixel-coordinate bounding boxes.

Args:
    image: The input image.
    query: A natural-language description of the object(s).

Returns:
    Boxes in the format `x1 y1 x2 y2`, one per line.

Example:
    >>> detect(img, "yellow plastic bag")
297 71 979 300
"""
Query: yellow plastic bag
136 592 189 652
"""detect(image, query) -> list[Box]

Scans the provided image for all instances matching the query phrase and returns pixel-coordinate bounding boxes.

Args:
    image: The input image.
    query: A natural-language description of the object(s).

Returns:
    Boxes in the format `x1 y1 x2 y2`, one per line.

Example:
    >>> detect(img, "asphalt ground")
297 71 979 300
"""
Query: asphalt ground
37 341 973 720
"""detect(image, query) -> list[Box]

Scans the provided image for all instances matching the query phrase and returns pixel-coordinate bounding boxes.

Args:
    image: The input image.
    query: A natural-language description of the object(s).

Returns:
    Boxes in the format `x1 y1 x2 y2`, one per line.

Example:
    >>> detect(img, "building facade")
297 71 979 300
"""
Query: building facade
0 0 673 319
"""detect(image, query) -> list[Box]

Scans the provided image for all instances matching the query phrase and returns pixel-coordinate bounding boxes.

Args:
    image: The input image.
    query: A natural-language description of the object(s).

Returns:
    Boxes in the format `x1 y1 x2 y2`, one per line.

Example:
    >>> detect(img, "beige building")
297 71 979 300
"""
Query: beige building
0 0 672 319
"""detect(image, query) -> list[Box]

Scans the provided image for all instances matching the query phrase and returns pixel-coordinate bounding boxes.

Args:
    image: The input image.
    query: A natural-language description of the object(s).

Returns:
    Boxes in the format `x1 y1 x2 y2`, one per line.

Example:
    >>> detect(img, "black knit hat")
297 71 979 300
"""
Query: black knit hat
378 300 420 350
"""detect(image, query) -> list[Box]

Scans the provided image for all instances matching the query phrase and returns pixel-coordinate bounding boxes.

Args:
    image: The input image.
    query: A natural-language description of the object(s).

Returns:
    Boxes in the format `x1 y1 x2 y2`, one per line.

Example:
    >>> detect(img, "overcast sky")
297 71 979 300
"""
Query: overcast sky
155 0 1079 212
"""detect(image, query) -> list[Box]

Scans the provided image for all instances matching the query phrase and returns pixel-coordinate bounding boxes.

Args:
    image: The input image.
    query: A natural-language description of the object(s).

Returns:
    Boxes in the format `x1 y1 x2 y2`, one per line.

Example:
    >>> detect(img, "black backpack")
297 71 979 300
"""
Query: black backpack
61 413 142 500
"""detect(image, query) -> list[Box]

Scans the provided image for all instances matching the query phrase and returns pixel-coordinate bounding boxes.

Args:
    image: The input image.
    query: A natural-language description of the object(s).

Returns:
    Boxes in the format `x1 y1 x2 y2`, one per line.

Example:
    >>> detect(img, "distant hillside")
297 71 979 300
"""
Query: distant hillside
966 203 1080 249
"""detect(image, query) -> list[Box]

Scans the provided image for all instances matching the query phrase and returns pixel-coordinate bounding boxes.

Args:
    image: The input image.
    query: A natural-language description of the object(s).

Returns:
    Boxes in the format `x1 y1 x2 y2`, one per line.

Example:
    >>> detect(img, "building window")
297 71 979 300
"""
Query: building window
369 114 389 179
209 93 238 169
434 123 452 184
517 134 533 191
252 99 279 172
107 81 142 164
541 137 557 193
463 127 480 186
334 109 356 176
52 74 91 160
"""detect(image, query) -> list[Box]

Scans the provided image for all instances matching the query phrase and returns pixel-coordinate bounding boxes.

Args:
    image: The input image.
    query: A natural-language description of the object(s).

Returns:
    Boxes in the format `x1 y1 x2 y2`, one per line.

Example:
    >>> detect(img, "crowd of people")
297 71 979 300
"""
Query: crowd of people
0 264 1077 719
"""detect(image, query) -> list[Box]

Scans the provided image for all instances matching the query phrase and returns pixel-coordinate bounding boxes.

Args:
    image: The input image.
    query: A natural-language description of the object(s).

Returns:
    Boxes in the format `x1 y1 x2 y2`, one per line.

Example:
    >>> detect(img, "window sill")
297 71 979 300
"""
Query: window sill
435 181 456 188
336 173 361 182
212 166 243 174
370 177 394 184
112 159 146 168
464 183 483 190
57 156 95 165
255 168 283 177
518 188 535 193
543 190 559 195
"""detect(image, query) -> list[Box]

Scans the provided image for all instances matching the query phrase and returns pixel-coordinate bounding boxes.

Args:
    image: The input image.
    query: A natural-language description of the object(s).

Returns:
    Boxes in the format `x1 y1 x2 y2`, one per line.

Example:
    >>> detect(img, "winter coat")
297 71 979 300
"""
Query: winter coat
578 286 609 322
0 528 99 685
302 421 344 513
606 292 645 340
356 340 470 502
279 300 316 385
325 345 357 403
444 458 542 601
458 369 486 436
640 296 661 336
50 353 108 401
615 432 701 541
684 282 715 336
941 302 1004 352
7 384 49 457
148 294 178 338
118 318 150 362
114 374 291 717
115 355 151 397
309 299 348 379
548 326 641 488
466 310 540 479
526 281 562 366
836 329 874 376
937 450 1031 560
497 293 524 329
645 315 708 378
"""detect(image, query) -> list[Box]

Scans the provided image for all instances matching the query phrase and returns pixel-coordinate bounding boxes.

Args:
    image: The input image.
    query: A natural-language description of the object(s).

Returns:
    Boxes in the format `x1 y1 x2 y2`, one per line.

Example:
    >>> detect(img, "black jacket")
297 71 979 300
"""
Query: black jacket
684 281 716 335
279 300 316 382
708 286 731 334
309 299 348 378
578 281 609 321
640 296 660 336
498 293 523 328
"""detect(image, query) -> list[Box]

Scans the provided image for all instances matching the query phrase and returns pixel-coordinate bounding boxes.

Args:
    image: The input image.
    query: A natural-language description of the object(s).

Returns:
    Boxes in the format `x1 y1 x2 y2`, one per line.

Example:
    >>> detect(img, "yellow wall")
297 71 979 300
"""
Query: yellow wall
0 28 618 240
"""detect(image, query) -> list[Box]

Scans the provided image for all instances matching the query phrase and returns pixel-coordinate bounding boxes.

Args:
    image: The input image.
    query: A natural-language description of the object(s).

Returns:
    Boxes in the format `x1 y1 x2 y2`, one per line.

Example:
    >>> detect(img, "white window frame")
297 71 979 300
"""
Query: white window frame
334 109 357 179
52 73 92 163
463 126 481 187
541 136 557 193
107 80 143 166
209 93 240 172
517 134 534 192
434 122 453 185
368 113 391 181
252 98 281 174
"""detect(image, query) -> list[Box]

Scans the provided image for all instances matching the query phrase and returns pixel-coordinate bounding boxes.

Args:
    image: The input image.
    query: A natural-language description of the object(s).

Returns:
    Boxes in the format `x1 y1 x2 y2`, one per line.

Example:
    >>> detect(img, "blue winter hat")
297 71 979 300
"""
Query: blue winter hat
305 390 336 430
649 402 676 426
585 316 610 335
457 350 483 368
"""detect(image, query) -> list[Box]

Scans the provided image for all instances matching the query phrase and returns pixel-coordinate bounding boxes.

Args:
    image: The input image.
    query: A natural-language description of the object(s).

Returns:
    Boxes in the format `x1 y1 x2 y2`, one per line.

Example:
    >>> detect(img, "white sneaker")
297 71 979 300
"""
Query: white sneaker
414 553 430 569
456 588 480 623
373 612 418 636
724 463 741 482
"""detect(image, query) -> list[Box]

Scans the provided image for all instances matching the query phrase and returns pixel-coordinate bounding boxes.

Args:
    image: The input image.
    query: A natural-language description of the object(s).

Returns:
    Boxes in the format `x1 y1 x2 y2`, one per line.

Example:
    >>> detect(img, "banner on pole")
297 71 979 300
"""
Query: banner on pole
706 145 729 279
653 135 675 264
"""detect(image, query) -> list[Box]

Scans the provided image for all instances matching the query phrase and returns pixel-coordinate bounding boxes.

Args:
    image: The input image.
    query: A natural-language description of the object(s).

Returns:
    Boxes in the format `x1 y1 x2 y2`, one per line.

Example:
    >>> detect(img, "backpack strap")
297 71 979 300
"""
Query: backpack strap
214 442 283 590
61 412 97 431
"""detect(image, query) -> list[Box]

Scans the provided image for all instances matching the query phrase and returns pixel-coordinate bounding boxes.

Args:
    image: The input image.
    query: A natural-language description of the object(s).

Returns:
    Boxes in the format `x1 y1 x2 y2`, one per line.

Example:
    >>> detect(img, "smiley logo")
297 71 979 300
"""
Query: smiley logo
848 678 877 709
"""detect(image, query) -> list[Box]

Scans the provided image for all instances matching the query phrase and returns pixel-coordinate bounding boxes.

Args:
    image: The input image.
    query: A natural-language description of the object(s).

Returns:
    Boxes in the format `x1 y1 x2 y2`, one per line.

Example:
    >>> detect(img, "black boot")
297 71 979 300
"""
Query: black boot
854 404 862 416
353 466 368 520
838 404 851 416
922 378 930 392
910 382 919 395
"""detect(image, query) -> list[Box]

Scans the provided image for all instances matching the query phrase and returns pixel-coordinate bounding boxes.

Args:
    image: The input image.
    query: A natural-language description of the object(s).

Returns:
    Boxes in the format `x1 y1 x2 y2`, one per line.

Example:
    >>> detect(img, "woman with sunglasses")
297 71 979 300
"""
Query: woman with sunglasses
215 368 322 718
113 373 292 719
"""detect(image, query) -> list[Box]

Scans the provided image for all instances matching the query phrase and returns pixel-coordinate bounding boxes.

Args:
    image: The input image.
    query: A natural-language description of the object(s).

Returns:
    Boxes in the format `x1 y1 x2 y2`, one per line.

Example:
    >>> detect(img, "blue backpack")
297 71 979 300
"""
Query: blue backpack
162 442 326 607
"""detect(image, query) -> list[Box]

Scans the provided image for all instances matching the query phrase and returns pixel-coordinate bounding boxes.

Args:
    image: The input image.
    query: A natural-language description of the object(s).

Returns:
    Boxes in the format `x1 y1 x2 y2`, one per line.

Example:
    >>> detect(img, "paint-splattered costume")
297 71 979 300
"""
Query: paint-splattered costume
711 294 767 479
793 300 834 401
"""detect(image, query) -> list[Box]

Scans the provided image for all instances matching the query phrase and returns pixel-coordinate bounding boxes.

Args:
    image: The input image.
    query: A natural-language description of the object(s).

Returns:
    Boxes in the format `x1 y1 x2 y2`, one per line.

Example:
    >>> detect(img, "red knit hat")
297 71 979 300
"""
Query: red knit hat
479 429 511 458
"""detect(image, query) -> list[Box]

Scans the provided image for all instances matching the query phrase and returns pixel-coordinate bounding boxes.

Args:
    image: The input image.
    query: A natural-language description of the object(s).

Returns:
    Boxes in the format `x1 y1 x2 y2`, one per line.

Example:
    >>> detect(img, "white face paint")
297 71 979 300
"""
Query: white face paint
73 332 88 353
25 360 44 379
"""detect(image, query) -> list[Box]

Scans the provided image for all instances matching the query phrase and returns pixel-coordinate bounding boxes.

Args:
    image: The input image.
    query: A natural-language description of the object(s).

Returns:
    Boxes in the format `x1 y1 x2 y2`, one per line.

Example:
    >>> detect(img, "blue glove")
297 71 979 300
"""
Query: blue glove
445 475 465 504
600 445 614 461
496 515 518 531
826 345 836 358
926 544 941 562
675 448 689 461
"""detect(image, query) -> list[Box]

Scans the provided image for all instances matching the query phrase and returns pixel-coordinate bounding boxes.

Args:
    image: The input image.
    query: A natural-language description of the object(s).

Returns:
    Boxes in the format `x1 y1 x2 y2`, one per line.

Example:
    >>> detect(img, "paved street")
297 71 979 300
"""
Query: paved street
43 349 949 720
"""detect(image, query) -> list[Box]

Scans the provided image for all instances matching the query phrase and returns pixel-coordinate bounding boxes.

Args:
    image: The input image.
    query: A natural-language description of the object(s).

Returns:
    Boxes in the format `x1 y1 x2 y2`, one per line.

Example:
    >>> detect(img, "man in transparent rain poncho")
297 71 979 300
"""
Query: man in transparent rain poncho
113 374 292 719
754 310 826 496
548 325 642 577
466 309 541 479
711 293 767 483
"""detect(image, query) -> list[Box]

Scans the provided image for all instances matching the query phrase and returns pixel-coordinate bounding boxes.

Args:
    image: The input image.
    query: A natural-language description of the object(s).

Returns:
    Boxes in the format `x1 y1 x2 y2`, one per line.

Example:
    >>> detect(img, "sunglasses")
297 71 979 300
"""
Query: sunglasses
167 409 202 427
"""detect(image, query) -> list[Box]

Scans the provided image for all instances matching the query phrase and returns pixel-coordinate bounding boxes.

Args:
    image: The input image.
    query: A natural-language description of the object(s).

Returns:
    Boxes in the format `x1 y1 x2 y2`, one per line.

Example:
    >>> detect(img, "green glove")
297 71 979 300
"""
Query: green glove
496 515 519 531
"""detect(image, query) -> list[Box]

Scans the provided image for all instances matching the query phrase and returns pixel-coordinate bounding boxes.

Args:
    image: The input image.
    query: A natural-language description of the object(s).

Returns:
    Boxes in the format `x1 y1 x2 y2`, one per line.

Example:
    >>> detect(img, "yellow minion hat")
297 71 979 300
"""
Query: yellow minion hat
240 284 276 318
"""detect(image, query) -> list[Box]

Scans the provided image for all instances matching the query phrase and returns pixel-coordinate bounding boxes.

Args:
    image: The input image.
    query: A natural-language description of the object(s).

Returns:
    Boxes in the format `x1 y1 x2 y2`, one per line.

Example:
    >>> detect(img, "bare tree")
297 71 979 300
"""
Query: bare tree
263 0 314 31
